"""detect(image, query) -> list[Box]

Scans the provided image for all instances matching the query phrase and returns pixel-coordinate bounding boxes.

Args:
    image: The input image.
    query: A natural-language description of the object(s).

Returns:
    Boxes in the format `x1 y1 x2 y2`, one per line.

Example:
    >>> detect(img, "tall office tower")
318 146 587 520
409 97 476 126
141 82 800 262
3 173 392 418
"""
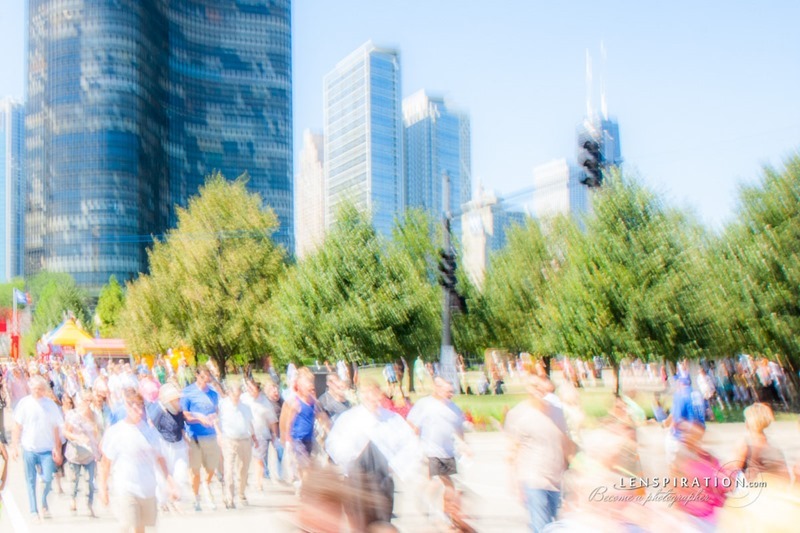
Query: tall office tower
461 189 527 288
403 91 471 222
531 159 591 221
26 0 293 293
295 130 325 258
167 0 293 252
600 117 622 167
26 0 170 292
324 41 403 238
0 98 25 282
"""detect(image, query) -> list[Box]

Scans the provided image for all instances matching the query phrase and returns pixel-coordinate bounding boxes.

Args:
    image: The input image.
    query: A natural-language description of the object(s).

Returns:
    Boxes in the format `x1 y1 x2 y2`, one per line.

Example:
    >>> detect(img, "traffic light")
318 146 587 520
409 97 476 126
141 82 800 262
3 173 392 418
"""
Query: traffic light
438 250 457 290
578 128 604 188
452 292 467 313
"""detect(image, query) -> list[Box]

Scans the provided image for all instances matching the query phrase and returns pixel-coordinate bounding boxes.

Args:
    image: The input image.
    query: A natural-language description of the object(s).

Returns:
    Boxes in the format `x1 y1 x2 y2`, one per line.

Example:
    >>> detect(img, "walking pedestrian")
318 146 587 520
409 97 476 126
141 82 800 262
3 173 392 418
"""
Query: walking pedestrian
280 367 317 484
407 376 469 530
242 379 278 491
505 374 575 532
326 380 419 531
150 384 189 510
218 379 256 508
11 375 64 519
63 390 101 516
733 402 789 481
265 380 285 481
98 389 177 533
181 367 221 511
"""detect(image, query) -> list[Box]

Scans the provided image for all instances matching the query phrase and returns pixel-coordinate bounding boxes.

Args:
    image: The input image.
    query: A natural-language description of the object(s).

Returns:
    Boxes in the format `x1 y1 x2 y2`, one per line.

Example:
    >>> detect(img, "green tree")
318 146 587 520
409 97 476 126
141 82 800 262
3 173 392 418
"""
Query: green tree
546 172 713 394
710 153 800 372
119 173 285 376
23 272 90 355
269 205 440 368
95 275 125 337
479 218 556 355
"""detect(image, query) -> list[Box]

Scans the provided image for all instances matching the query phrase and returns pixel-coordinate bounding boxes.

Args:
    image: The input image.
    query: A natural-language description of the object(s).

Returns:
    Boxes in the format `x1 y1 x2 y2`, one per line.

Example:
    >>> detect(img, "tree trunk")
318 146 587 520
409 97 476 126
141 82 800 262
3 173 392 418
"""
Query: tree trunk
408 356 416 393
543 355 552 377
611 359 621 397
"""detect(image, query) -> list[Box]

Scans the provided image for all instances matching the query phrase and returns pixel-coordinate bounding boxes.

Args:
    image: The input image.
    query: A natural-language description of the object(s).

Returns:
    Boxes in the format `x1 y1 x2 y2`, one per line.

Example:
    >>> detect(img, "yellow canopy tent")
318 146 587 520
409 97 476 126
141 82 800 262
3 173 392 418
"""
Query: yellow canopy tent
46 318 93 347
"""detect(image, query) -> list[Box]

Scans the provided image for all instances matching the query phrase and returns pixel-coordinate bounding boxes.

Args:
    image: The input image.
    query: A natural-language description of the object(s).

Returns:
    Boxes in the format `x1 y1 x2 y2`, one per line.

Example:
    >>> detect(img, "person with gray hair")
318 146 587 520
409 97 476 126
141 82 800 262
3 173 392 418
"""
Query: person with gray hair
11 375 64 520
218 378 256 509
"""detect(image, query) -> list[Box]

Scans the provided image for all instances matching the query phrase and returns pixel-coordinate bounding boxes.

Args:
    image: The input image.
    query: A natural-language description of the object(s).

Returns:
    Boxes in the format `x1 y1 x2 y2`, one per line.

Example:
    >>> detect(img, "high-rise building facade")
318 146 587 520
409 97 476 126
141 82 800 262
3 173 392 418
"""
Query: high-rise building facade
295 130 325 258
0 98 25 282
403 91 471 222
600 117 623 167
167 0 293 250
324 41 403 238
26 0 170 290
461 189 527 288
26 0 293 293
531 159 592 221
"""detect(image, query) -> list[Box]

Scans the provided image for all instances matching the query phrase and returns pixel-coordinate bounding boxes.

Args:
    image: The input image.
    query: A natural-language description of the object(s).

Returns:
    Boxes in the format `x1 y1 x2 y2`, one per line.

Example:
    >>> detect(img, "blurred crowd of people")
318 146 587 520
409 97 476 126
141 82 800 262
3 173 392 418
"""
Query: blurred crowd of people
1 353 800 532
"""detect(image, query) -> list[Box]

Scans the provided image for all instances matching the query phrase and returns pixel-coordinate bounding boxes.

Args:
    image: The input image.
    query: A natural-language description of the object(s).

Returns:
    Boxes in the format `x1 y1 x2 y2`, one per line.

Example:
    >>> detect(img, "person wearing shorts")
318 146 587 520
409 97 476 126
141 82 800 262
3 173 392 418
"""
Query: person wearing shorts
181 368 221 511
408 377 467 528
99 389 175 533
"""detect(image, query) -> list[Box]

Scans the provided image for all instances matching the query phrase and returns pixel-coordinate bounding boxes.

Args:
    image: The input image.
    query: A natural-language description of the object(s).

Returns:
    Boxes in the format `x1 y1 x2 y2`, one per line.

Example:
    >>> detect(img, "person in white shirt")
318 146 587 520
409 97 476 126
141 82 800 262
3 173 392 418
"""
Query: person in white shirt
11 375 64 519
98 388 175 533
218 379 256 508
407 377 468 529
326 380 419 530
242 379 278 491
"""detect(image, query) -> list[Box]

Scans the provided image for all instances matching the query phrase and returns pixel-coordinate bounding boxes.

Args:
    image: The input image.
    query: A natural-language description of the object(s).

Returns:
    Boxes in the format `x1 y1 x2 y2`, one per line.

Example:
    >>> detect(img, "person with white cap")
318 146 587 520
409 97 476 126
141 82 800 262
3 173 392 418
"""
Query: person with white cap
150 383 189 510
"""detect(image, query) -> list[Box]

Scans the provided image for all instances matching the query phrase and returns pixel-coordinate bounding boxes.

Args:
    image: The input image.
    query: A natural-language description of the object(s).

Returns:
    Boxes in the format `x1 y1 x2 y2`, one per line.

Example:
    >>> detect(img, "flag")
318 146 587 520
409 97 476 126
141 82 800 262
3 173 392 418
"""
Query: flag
13 288 28 306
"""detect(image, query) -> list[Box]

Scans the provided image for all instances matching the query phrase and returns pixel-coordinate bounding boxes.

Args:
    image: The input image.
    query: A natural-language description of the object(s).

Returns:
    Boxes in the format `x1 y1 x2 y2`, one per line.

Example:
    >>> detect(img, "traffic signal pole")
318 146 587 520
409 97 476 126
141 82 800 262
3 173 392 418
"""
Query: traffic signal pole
440 173 458 393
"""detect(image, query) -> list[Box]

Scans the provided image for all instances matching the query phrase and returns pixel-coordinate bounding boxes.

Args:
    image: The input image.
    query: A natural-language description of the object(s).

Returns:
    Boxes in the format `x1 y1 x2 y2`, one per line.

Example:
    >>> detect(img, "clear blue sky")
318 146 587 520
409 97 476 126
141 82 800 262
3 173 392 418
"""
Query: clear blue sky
2 1 799 229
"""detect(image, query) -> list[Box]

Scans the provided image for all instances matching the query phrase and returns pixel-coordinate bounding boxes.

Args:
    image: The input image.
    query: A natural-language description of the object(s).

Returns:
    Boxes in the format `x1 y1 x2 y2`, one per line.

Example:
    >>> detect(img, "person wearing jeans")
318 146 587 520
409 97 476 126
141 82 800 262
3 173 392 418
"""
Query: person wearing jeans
11 376 64 519
505 375 575 532
63 391 101 516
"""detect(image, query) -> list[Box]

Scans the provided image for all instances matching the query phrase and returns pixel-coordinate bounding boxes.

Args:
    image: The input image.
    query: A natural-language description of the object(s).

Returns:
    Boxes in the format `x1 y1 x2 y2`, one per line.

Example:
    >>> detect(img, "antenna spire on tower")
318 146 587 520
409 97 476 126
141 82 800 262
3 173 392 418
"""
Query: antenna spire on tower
585 49 593 120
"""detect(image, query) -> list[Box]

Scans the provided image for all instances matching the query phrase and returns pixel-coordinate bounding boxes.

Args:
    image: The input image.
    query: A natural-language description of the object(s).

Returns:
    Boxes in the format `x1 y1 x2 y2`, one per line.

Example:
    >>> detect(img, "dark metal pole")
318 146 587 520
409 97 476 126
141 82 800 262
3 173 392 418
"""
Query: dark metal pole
440 173 457 392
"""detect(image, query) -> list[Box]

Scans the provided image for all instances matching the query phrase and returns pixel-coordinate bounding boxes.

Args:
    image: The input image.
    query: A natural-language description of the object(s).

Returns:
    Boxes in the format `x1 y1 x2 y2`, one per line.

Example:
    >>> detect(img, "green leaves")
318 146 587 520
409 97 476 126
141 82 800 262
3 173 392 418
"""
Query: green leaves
268 205 440 367
710 152 800 368
96 276 125 338
22 272 90 355
119 173 284 374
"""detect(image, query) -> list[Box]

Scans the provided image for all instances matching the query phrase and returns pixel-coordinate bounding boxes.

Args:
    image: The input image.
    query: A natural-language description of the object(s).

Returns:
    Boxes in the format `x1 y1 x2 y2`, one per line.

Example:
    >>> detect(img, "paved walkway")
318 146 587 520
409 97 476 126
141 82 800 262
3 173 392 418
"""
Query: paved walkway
2 418 798 532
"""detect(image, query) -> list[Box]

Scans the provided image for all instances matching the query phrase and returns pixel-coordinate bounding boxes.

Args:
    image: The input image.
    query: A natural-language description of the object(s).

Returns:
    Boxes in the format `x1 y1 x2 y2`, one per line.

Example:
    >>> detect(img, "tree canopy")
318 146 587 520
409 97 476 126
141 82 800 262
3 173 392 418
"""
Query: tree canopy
268 205 440 367
119 173 285 375
96 275 125 338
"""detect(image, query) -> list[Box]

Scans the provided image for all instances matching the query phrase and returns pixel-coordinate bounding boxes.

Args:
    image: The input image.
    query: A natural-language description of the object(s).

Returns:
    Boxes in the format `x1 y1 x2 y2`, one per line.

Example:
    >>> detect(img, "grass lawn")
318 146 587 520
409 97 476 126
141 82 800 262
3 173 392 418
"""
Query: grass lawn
257 365 799 431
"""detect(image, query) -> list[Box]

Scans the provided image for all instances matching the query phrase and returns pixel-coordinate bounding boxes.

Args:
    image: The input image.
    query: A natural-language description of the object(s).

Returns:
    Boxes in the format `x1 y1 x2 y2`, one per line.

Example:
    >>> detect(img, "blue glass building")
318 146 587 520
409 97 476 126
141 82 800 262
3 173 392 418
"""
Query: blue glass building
26 0 170 291
324 41 403 238
25 0 293 293
167 0 293 250
600 117 623 167
403 91 471 220
1 98 25 282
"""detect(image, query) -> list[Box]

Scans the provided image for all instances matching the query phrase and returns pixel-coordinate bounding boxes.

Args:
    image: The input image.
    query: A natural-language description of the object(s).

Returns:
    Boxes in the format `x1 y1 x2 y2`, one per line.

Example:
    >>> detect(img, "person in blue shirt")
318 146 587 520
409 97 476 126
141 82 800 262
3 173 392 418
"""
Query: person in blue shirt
666 377 705 464
181 367 220 511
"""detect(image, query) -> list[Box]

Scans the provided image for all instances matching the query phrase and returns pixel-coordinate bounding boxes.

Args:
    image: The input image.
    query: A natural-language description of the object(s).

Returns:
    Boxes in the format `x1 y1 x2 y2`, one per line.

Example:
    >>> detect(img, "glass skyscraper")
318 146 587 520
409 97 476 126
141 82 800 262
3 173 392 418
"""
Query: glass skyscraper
167 0 293 250
26 0 170 291
403 91 471 221
1 98 25 282
26 0 293 293
324 41 403 238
